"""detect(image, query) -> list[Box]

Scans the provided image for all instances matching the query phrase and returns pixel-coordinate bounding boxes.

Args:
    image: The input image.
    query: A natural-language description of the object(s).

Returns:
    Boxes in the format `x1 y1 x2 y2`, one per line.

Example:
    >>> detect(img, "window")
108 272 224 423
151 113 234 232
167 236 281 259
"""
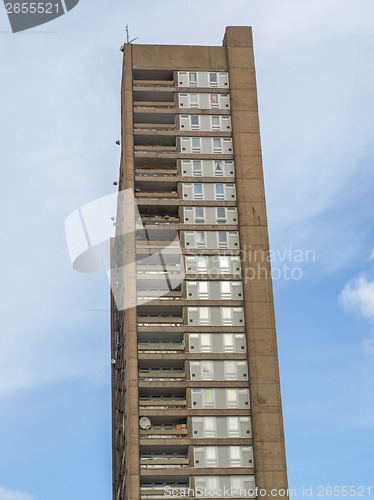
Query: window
214 161 224 176
189 94 199 108
231 476 242 493
224 360 237 380
221 281 231 299
192 138 201 153
206 447 218 466
215 184 225 200
219 255 230 273
226 389 238 408
222 307 233 325
198 281 209 299
201 360 213 380
193 160 202 176
189 72 197 86
213 138 222 153
191 115 199 130
216 207 226 222
209 72 218 87
196 231 205 248
229 446 241 467
200 333 212 352
218 231 228 248
195 207 205 223
203 389 214 408
227 417 240 437
210 94 219 108
197 256 207 273
193 184 203 200
199 307 210 325
223 333 235 352
206 476 219 490
211 116 220 131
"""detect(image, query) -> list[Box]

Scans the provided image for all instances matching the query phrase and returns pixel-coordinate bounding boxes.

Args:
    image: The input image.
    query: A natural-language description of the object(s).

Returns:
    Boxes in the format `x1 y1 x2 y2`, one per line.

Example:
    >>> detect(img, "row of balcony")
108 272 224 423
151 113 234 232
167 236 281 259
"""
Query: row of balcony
133 159 235 178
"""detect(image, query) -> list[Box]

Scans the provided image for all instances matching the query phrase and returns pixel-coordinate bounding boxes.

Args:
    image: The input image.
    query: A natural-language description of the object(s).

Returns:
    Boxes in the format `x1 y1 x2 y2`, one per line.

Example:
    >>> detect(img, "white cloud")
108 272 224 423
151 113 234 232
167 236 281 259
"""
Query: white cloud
340 274 374 323
339 250 374 352
0 486 33 500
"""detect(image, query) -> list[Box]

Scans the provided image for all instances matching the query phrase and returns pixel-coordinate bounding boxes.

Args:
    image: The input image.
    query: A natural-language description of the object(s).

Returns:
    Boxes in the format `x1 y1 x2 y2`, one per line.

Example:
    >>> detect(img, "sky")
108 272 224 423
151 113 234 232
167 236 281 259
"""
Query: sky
0 1 374 499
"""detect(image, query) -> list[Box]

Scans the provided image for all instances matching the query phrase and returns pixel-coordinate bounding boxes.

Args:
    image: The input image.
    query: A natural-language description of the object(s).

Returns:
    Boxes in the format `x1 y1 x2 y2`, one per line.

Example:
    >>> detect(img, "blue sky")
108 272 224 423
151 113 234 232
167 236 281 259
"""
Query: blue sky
0 1 374 499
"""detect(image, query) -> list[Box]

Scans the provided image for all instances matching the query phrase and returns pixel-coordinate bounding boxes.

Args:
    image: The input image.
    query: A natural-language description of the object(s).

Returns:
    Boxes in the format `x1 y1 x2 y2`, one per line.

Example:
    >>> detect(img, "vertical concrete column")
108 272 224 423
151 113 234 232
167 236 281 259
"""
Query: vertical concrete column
223 26 289 498
120 44 140 500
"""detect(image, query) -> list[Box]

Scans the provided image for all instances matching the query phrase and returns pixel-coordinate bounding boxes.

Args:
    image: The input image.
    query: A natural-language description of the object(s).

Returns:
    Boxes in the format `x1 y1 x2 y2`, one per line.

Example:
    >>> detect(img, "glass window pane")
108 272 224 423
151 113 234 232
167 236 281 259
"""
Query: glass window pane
195 207 204 218
201 333 211 348
218 232 227 242
227 389 237 403
197 256 207 269
209 72 218 82
217 207 226 218
196 231 205 243
222 308 232 319
219 256 229 269
228 416 239 431
223 333 234 348
204 389 213 402
206 477 218 489
191 115 199 125
193 160 202 172
189 72 197 82
200 307 209 319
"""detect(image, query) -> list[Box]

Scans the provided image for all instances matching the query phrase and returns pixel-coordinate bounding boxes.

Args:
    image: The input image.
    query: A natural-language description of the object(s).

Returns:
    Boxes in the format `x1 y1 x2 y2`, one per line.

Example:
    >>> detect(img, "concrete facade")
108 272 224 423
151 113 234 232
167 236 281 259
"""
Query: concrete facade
111 27 288 500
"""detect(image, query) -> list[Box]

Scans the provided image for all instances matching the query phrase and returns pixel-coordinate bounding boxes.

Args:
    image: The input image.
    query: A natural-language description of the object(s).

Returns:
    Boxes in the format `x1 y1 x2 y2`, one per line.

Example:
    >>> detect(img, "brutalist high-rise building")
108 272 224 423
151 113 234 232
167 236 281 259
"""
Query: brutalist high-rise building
111 26 288 500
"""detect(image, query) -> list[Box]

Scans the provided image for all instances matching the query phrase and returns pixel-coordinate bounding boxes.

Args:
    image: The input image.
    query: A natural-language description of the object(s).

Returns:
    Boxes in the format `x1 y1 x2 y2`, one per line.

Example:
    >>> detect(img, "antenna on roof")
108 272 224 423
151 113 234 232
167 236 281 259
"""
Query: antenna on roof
126 25 138 44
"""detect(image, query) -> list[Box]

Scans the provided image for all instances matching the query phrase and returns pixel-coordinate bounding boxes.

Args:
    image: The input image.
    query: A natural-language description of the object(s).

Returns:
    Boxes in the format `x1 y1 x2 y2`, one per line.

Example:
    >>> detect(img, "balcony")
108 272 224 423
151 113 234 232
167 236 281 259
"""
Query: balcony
137 304 184 327
135 158 178 177
136 252 182 278
135 228 181 251
134 135 177 153
139 416 187 439
133 90 175 110
140 474 190 500
139 387 186 409
139 358 185 381
136 203 180 226
133 69 174 88
140 445 189 467
137 332 184 353
134 113 176 132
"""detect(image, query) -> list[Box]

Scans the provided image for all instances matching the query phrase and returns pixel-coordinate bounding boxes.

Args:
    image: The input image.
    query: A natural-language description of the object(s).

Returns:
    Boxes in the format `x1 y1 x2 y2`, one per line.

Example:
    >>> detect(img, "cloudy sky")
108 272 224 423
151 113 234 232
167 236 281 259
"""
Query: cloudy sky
1 0 374 499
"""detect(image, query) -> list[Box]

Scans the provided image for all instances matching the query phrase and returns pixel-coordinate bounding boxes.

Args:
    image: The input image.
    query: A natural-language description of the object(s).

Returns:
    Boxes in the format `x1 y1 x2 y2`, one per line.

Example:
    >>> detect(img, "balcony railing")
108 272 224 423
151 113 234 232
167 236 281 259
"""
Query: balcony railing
135 166 178 177
135 191 178 199
134 101 174 108
138 344 185 353
139 399 186 409
140 428 187 438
